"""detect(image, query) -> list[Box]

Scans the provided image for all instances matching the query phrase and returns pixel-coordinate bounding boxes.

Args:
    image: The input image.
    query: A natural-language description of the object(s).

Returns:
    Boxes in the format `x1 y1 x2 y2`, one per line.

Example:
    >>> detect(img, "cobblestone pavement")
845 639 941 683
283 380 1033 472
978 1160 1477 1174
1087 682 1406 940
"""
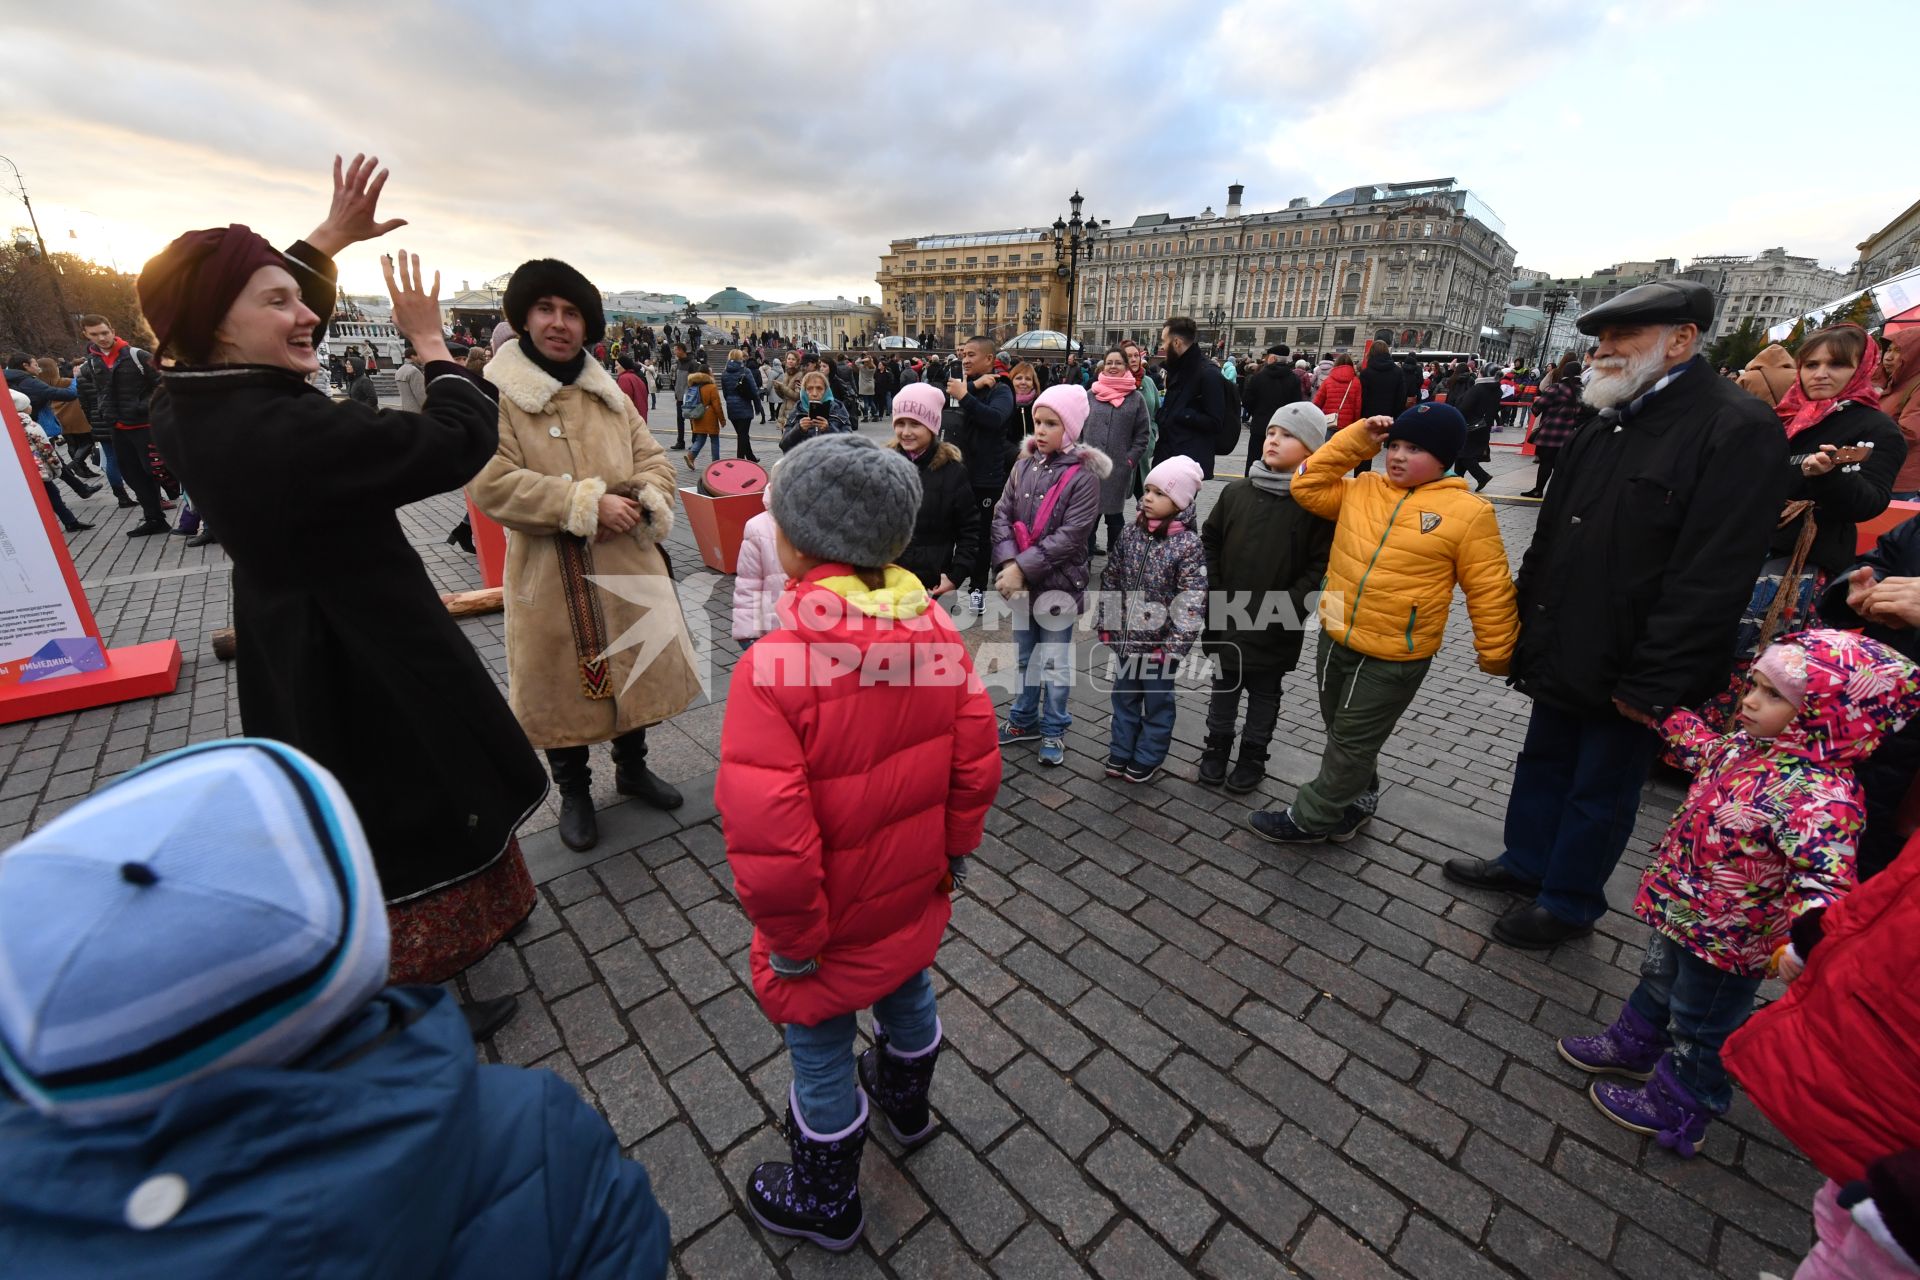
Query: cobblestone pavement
5 414 1819 1278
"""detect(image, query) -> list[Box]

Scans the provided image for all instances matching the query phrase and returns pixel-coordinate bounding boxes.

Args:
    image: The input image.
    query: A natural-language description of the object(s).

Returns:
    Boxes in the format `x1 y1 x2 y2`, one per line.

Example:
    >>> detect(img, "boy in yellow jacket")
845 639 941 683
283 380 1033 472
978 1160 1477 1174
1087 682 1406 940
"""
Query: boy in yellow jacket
1250 402 1518 843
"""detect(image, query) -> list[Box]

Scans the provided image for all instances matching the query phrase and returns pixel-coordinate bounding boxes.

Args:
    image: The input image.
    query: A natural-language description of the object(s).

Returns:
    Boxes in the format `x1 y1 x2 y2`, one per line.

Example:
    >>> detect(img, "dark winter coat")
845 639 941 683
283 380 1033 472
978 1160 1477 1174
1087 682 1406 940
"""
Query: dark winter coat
989 439 1113 608
779 395 854 450
1398 360 1423 407
1453 376 1501 426
0 988 672 1280
1096 512 1207 657
941 375 1020 490
1240 361 1303 438
1358 348 1403 419
720 358 762 422
1770 403 1906 577
892 440 980 590
1512 356 1790 718
1153 342 1229 479
1201 478 1335 674
3 367 76 421
347 373 378 411
149 239 548 902
1528 375 1587 450
77 340 160 428
1081 389 1151 514
1820 511 1920 664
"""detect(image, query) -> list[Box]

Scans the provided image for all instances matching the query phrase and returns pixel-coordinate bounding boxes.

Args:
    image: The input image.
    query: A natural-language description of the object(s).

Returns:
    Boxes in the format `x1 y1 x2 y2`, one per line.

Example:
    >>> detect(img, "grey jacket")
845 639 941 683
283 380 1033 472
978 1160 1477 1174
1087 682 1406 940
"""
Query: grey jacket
1081 390 1150 515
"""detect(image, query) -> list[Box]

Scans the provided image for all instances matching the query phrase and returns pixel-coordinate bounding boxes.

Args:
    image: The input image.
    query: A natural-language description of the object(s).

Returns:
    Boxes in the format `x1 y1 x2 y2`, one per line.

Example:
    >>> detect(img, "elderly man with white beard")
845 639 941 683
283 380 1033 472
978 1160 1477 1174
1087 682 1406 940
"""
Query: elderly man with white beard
1441 280 1788 950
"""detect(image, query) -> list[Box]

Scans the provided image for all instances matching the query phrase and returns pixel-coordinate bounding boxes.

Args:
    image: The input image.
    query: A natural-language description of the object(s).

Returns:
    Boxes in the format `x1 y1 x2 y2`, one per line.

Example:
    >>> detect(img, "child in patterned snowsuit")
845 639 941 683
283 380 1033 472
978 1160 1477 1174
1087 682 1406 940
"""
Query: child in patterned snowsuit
1556 629 1920 1157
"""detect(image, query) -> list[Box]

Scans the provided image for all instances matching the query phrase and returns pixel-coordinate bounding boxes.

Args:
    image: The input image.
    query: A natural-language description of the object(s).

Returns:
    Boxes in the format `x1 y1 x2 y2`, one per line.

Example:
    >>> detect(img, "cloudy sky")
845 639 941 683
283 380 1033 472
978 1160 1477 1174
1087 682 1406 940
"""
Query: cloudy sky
6 0 1912 304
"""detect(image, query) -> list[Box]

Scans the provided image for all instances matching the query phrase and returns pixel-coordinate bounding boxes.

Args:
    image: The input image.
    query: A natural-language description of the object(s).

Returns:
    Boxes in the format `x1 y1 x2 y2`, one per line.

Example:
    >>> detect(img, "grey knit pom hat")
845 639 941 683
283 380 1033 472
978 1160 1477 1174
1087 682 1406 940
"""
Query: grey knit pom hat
768 434 923 569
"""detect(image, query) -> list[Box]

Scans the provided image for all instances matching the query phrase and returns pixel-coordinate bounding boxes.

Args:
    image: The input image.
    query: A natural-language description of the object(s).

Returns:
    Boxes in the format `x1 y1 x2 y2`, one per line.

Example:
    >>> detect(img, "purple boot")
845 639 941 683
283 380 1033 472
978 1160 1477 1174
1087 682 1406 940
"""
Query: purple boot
1557 1004 1670 1080
1589 1055 1712 1157
746 1086 868 1251
855 1018 943 1146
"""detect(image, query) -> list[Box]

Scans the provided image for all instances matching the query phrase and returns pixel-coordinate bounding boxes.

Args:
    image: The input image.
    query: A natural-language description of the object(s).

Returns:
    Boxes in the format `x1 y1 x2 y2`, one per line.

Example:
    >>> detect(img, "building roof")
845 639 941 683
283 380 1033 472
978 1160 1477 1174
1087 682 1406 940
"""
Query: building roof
900 228 1055 250
702 287 770 311
1859 196 1920 254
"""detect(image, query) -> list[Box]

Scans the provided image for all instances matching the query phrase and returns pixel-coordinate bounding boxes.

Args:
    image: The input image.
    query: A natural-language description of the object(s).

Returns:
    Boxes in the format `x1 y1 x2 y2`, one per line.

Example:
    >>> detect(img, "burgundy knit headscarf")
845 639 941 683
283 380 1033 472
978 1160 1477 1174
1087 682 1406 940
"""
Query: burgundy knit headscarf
136 225 288 363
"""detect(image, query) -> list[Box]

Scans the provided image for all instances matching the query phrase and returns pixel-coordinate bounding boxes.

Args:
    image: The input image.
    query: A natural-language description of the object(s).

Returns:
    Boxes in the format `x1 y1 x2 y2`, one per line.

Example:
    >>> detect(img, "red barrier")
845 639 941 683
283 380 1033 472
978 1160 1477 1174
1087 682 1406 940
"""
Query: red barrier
466 496 507 590
679 488 766 574
1855 500 1920 555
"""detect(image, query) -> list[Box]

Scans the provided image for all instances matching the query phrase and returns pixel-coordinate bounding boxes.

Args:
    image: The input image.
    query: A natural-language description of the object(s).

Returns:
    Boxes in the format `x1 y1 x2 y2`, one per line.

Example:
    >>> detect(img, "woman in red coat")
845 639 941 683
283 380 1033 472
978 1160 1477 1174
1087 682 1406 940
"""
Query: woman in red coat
1724 830 1920 1276
717 434 1000 1254
1314 352 1364 430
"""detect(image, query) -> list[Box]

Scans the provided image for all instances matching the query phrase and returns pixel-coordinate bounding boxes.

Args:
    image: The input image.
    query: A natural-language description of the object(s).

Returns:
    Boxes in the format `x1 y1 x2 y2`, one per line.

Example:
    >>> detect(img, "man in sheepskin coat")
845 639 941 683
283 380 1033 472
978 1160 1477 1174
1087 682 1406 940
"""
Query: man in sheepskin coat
471 259 702 853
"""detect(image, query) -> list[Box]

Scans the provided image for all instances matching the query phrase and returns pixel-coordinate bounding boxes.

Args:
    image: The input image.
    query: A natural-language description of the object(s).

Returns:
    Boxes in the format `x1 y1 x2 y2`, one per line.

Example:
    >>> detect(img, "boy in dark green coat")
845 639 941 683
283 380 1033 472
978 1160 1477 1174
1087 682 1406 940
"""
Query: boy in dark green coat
1199 403 1337 792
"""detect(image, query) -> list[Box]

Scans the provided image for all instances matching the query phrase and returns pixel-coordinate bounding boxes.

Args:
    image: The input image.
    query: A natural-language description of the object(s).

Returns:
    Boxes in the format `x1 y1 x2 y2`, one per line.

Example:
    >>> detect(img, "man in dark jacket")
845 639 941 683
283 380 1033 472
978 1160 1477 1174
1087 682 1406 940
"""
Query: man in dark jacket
1153 315 1228 479
76 315 169 536
344 357 379 411
1238 345 1302 471
1443 280 1789 948
941 334 1018 605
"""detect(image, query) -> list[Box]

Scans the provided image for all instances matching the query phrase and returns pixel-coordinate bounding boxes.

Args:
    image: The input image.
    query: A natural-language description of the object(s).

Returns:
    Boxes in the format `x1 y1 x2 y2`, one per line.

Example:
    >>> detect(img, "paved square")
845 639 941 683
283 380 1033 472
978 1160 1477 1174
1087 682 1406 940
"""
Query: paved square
7 417 1819 1277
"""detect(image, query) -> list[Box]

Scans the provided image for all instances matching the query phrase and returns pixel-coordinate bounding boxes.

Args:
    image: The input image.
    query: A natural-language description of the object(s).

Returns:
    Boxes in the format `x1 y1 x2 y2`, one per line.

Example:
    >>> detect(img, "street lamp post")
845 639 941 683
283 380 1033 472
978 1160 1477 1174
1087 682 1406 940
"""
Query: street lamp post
1052 191 1103 359
1538 287 1571 367
0 154 77 340
1204 304 1227 353
975 286 1001 342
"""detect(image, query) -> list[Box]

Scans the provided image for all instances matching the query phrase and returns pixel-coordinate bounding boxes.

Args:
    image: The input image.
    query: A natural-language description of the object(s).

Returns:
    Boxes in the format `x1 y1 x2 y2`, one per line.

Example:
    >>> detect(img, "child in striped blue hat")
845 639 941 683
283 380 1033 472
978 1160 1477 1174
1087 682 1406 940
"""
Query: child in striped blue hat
0 738 668 1278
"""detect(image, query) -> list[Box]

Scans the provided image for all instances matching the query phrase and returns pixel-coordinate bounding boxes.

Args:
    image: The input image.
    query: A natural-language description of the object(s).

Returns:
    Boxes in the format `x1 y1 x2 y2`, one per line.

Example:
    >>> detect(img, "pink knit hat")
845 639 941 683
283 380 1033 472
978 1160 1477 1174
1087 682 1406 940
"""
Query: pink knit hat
1752 640 1809 710
1143 456 1205 511
1034 384 1091 446
891 382 945 434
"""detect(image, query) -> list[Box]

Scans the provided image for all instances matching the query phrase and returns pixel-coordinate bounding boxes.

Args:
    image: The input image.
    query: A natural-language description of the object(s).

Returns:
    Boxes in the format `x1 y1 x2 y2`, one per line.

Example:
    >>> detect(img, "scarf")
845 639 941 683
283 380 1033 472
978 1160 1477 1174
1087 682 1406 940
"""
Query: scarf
1598 356 1695 428
1880 328 1920 418
519 333 587 385
1139 510 1188 537
1015 390 1037 405
1092 370 1134 406
1247 459 1293 495
1776 328 1882 439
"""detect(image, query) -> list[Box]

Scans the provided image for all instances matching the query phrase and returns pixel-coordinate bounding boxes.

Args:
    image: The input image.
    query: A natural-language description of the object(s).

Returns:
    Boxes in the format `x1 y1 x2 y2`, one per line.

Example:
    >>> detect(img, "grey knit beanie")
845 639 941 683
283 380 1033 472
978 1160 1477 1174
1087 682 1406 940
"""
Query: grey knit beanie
768 434 922 568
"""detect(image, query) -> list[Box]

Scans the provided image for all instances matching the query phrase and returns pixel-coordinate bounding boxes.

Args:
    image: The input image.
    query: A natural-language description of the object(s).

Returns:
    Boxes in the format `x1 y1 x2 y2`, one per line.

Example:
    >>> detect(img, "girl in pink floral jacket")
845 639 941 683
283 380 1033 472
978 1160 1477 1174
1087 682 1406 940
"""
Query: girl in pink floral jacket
1556 629 1920 1158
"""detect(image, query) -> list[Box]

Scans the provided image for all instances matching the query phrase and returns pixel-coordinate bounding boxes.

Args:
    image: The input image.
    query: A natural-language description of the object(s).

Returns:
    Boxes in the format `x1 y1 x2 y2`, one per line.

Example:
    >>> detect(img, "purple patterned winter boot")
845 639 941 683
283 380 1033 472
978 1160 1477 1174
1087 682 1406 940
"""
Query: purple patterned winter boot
746 1086 869 1251
1557 1004 1671 1080
855 1018 943 1146
1588 1055 1713 1157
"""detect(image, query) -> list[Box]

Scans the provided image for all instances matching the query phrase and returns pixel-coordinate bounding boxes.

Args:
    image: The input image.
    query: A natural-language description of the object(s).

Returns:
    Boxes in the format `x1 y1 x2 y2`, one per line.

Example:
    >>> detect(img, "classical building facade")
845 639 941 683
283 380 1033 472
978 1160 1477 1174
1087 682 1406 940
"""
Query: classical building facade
875 229 1069 348
1078 180 1516 357
1709 248 1848 342
761 297 885 349
1852 198 1920 291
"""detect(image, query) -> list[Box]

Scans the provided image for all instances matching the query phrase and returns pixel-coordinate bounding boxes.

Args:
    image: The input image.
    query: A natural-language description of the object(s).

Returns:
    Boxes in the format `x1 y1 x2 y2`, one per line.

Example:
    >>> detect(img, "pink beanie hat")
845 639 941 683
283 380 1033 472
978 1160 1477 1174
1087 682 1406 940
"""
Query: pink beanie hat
1752 640 1809 710
1144 456 1205 511
891 382 945 434
490 320 516 352
1034 384 1091 446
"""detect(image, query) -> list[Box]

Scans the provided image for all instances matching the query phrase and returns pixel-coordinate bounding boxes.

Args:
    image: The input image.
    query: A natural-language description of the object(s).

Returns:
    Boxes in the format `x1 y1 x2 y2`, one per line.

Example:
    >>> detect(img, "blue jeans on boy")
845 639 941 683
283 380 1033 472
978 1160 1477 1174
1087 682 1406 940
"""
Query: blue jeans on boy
96 438 127 497
1495 701 1662 926
783 969 939 1133
1109 672 1175 767
1625 932 1763 1113
687 433 717 464
1008 607 1077 738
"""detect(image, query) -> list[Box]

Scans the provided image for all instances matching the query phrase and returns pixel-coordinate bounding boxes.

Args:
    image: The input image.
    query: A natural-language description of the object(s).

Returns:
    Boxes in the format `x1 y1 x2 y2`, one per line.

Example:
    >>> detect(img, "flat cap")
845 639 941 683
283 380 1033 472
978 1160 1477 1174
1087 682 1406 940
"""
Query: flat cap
1576 280 1715 336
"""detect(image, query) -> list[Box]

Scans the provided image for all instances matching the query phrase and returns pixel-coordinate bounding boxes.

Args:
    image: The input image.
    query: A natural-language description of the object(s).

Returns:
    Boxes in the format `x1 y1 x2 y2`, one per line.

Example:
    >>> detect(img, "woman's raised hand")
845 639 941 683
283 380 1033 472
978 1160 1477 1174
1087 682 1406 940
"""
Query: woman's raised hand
308 154 408 256
382 251 450 364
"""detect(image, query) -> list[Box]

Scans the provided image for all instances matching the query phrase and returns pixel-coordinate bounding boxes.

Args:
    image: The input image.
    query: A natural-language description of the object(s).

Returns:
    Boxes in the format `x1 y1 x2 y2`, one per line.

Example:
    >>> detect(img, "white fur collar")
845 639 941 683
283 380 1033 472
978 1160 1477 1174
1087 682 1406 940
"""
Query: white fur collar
484 340 626 417
1018 436 1115 479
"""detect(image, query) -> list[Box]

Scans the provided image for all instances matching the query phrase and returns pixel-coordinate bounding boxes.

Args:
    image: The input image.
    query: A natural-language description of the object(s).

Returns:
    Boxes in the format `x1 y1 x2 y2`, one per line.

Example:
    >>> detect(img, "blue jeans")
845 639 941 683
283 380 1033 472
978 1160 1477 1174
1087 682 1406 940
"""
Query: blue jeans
687 433 717 463
1008 607 1077 738
1496 701 1660 926
1109 673 1176 767
96 438 126 495
1625 933 1762 1112
783 969 938 1133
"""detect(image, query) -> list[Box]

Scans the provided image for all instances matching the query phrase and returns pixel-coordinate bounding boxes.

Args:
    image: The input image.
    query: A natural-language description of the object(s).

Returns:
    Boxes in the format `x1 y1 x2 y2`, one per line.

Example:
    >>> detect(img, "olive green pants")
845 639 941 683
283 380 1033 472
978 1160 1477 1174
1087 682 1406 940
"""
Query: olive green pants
1291 634 1431 832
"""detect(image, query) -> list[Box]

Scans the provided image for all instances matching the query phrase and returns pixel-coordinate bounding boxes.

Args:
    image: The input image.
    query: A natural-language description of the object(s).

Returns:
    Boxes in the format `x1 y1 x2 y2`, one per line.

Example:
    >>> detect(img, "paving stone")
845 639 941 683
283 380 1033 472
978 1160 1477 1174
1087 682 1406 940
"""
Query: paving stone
1176 1122 1311 1248
1414 1060 1554 1162
522 930 594 999
938 938 1018 1005
561 894 632 954
938 988 1023 1074
1235 999 1348 1080
1459 1131 1616 1258
1063 938 1161 1008
491 996 562 1065
1712 1224 1800 1280
695 987 780 1072
932 1052 1019 1149
892 1221 992 1280
1265 1123 1407 1250
1142 944 1248 1018
1234 1045 1360 1146
1343 1117 1490 1239
1553 1138 1716 1261
1075 1050 1192 1153
1211 944 1317 1015
1307 998 1424 1081
997 892 1085 953
1289 1214 1405 1280
1068 988 1177 1071
623 891 692 948
1335 1061 1469 1157
1004 940 1092 1005
993 1054 1109 1159
463 940 529 1001
667 1049 763 1150
590 850 658 903
989 1125 1115 1248
1085 1132 1216 1256
992 990 1093 1071
549 867 601 906
859 1144 931 1254
654 936 734 1005
684 897 753 957
1379 1000 1504 1079
584 1045 677 1146
1389 1215 1510 1280
907 1132 1027 1255
634 990 715 1073
992 1222 1092 1279
551 984 630 1064
1641 1149 1812 1255
1613 1222 1716 1280
593 937 670 1009
655 856 720 909
1073 901 1161 961
1158 1052 1280 1148
635 1121 730 1245
1142 987 1246 1068
1198 1223 1293 1280
1133 898 1222 960
677 1217 772 1279
1497 1060 1640 1163
1088 1218 1190 1280
949 897 1024 956
1065 860 1146 910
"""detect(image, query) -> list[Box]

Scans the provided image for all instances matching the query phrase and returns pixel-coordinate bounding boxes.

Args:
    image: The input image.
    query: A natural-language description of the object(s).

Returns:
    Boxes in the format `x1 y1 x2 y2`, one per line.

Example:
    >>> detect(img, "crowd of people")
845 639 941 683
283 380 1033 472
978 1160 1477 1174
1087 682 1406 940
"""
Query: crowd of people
8 157 1920 1280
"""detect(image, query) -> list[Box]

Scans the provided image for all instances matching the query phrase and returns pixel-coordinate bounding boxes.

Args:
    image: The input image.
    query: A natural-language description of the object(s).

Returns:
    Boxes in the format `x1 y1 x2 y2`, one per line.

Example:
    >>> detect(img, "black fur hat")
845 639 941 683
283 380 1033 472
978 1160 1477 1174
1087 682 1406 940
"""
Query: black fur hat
503 258 605 343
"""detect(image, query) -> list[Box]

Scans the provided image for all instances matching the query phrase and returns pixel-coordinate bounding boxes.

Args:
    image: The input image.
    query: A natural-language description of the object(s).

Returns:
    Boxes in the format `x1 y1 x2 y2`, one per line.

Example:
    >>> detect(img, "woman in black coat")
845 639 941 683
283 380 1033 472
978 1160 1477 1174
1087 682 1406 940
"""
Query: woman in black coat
141 157 548 1036
888 388 979 595
1357 341 1403 419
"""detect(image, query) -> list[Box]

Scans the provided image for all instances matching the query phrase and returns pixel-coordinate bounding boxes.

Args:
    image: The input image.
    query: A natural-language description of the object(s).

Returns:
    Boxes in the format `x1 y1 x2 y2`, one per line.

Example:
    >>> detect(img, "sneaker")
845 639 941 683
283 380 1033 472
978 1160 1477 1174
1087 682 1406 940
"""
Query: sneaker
998 720 1041 747
1103 755 1129 778
1352 789 1380 818
1123 762 1162 784
967 589 985 616
1326 805 1367 842
1038 737 1065 767
1247 808 1330 844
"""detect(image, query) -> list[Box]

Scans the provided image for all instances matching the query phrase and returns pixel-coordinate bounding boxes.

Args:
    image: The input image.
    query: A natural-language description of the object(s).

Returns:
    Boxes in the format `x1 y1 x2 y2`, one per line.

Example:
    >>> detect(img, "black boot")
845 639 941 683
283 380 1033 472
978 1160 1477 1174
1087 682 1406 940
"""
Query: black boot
125 518 170 538
856 1020 943 1146
1197 733 1233 787
461 994 518 1041
446 518 474 554
747 1092 869 1251
612 731 683 810
187 527 218 548
547 749 598 852
1225 742 1269 795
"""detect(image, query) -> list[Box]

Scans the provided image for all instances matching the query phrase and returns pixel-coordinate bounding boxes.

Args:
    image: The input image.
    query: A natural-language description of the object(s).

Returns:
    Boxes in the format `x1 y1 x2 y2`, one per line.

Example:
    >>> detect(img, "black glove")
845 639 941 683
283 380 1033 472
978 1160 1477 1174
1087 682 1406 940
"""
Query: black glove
768 952 818 979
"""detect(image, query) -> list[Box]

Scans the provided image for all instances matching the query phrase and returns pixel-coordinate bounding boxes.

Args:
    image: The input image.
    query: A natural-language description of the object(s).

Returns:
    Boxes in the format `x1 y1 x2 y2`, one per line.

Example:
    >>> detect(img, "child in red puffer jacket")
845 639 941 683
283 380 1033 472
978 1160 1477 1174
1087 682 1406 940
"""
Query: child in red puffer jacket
717 434 1000 1254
